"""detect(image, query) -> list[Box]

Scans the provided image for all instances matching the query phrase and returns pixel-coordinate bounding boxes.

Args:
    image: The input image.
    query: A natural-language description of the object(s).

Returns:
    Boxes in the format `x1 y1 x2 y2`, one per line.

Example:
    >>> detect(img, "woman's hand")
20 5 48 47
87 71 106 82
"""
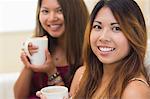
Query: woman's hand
36 91 47 99
20 48 57 74
28 42 39 55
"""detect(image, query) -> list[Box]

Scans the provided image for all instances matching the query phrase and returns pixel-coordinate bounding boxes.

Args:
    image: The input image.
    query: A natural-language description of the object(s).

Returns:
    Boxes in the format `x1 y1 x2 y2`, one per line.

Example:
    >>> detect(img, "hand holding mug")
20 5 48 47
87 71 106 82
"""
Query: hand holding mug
21 48 56 73
37 86 69 99
21 37 56 73
23 37 48 65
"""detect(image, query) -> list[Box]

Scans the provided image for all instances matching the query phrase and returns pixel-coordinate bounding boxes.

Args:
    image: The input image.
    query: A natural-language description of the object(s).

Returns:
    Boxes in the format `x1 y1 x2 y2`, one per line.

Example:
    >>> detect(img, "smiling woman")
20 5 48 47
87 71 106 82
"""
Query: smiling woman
70 0 150 98
0 0 98 73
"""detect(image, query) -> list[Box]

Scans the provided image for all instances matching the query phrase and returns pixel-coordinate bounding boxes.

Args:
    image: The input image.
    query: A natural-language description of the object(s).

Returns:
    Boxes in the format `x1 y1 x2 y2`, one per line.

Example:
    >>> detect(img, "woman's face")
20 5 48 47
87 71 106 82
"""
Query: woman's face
39 0 65 38
90 6 130 65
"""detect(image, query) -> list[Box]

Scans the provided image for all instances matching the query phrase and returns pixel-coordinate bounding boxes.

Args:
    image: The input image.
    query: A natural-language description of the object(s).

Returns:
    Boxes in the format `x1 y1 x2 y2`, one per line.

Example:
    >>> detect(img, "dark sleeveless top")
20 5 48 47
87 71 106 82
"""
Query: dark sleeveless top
28 66 69 99
129 78 149 87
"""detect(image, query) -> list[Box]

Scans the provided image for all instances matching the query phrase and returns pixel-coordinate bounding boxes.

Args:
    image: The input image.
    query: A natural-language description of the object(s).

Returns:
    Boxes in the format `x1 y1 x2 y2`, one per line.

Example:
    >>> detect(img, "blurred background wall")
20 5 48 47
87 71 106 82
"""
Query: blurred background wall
0 0 37 73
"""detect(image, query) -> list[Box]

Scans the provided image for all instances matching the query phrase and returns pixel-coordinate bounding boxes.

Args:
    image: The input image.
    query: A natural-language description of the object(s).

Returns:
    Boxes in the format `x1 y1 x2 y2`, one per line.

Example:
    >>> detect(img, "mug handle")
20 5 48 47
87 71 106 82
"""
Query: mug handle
23 38 32 58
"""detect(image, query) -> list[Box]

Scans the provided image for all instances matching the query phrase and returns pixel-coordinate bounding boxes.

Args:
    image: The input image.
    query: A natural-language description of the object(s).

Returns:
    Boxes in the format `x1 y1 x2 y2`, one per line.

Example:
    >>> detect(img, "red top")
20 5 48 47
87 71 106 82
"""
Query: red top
28 66 69 99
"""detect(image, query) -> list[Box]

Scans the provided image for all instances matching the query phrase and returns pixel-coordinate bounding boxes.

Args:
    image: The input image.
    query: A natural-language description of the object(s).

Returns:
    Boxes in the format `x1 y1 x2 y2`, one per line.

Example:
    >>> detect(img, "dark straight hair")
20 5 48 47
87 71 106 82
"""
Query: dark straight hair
34 0 89 88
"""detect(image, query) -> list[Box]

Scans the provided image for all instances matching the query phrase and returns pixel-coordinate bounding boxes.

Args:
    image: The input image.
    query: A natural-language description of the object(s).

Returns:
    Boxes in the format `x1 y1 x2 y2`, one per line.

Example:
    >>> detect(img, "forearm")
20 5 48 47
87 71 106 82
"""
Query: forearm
14 67 33 99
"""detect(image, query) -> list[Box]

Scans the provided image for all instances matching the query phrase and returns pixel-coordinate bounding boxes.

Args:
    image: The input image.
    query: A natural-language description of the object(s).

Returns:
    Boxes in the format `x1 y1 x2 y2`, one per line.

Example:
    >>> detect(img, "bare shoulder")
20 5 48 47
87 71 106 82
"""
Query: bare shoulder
122 78 150 99
71 66 85 84
70 66 85 96
75 66 86 75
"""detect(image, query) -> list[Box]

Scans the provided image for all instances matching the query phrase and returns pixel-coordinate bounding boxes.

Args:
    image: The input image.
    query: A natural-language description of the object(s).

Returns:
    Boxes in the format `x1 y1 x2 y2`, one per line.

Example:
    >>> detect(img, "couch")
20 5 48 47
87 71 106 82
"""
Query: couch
0 72 20 99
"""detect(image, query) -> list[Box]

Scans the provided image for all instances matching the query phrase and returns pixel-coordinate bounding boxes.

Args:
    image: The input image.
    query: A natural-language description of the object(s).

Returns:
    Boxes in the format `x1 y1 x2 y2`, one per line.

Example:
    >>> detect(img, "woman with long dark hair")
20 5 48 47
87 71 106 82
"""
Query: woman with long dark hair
70 0 150 98
14 0 89 99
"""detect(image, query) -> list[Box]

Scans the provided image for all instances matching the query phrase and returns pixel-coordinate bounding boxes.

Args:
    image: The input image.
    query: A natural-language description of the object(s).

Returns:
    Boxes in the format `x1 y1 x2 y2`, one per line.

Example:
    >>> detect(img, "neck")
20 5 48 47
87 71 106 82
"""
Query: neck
104 64 115 74
57 35 65 49
102 64 117 80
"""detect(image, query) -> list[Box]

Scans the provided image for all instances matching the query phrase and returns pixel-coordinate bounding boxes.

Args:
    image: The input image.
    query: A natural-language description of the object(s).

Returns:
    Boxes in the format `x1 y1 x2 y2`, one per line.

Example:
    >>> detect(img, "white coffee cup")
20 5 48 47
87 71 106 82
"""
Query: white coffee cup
41 86 68 99
23 37 48 65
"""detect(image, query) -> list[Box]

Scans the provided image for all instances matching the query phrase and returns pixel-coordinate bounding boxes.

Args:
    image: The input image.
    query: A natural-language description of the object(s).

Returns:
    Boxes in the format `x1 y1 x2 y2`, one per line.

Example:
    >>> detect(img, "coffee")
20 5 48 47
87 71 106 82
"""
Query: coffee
44 89 62 93
41 86 68 99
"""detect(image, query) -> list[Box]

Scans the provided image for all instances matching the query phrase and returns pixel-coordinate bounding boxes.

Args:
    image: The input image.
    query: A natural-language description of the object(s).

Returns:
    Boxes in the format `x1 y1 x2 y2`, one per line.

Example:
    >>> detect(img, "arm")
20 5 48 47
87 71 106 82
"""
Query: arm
14 48 63 99
14 67 33 99
69 66 85 98
14 52 33 99
121 78 150 99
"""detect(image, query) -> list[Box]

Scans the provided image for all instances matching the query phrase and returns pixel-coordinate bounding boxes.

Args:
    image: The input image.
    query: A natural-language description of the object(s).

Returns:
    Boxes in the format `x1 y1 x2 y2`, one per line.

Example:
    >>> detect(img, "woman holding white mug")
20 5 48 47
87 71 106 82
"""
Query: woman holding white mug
14 0 89 99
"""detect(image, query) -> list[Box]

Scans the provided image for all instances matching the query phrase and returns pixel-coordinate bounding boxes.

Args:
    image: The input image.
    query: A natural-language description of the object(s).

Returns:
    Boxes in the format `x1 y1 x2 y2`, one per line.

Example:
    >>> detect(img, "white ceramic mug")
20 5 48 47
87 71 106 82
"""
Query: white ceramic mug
23 37 48 65
41 86 68 99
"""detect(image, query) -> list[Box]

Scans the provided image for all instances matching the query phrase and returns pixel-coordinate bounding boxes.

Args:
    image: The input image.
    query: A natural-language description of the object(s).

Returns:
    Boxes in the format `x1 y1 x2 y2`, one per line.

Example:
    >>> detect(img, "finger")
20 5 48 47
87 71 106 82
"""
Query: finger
68 93 72 98
20 52 41 71
28 47 39 51
28 42 39 49
28 44 39 50
36 91 42 97
28 43 39 55
41 94 47 99
20 52 27 62
28 42 32 47
29 50 38 56
29 49 50 72
36 91 47 99
20 52 31 68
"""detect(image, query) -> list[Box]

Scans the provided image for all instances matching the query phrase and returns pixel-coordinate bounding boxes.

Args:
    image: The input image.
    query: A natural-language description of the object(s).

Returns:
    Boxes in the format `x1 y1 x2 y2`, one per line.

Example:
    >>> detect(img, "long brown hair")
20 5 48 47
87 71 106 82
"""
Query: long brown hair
34 0 89 87
75 0 149 98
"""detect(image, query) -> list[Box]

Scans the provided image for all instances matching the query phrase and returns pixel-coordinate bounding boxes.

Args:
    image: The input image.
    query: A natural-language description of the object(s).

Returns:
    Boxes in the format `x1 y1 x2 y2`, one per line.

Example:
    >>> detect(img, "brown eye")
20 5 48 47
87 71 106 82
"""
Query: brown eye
41 9 49 15
112 26 121 32
93 25 102 30
57 8 63 14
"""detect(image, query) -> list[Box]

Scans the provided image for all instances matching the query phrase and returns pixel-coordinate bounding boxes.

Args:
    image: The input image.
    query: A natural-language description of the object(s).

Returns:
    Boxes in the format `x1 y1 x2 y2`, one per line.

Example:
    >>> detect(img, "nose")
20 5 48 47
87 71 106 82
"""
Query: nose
47 12 58 22
99 28 111 43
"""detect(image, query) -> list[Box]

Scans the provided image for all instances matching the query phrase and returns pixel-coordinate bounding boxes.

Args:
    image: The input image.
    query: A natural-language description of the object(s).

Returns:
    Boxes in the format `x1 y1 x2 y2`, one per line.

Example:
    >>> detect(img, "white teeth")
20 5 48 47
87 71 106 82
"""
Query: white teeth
50 24 60 28
48 24 61 30
99 47 114 52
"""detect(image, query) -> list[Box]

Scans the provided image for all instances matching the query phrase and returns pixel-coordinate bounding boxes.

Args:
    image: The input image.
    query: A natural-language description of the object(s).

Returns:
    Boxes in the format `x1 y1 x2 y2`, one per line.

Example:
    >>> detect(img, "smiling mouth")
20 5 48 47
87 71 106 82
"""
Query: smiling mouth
98 47 115 52
48 24 62 30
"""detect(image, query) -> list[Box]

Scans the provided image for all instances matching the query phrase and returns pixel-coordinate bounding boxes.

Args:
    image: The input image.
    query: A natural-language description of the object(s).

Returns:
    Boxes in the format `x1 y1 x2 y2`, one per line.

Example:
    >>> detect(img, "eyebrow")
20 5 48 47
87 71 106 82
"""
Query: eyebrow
93 21 119 25
41 6 61 9
40 6 48 9
111 23 119 25
94 21 101 24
